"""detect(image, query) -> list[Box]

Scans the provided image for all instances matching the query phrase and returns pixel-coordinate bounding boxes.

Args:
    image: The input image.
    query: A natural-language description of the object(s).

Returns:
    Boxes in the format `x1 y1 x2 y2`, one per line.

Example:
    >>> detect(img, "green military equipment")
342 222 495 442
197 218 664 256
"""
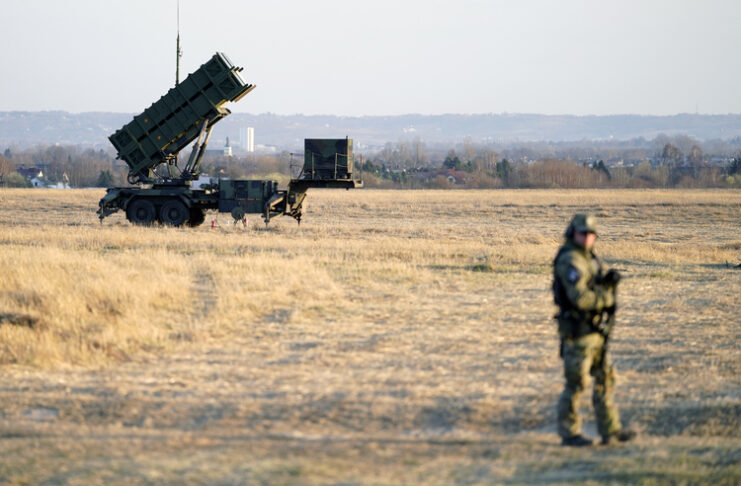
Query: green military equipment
567 213 598 236
602 269 621 287
601 306 616 349
109 52 254 184
598 270 621 353
558 333 621 441
98 53 361 227
554 218 630 444
302 138 354 181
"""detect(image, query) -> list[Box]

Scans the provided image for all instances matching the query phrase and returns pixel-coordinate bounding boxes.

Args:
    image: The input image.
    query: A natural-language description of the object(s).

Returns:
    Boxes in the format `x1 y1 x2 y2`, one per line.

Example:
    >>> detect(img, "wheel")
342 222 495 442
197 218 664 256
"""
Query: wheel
159 200 189 227
126 199 156 226
188 208 206 227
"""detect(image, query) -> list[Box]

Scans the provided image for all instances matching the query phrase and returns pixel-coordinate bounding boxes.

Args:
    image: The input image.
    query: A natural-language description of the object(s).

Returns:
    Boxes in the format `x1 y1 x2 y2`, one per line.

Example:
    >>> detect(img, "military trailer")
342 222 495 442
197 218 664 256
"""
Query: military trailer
98 52 361 227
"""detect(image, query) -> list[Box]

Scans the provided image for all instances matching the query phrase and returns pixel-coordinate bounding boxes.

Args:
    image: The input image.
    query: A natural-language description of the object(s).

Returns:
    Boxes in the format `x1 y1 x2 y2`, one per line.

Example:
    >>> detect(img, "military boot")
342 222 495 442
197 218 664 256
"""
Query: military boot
601 429 637 445
561 434 593 447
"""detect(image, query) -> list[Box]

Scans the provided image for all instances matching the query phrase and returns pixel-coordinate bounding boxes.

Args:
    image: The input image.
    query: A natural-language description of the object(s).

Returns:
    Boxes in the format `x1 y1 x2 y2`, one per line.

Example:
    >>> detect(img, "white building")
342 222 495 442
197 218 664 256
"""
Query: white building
239 126 255 152
239 127 247 150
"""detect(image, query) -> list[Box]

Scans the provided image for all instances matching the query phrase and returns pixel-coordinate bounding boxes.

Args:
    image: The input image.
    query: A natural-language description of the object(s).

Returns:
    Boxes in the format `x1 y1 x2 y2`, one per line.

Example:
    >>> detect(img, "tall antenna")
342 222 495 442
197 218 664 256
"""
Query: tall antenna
176 0 182 86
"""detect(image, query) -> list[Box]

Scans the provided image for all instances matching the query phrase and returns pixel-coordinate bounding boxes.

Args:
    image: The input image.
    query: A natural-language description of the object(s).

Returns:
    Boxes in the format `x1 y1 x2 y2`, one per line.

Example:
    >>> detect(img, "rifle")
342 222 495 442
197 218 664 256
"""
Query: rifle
599 269 621 353
601 305 616 352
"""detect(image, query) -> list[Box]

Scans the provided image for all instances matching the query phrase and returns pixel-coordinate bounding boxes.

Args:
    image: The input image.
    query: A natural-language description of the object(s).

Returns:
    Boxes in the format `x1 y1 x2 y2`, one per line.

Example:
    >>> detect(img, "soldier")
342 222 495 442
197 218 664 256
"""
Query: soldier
552 214 636 446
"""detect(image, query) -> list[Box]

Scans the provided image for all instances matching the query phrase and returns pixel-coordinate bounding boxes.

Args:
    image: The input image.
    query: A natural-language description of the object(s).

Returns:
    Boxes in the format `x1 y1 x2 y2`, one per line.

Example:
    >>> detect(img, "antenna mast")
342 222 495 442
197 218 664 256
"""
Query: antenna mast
176 0 182 86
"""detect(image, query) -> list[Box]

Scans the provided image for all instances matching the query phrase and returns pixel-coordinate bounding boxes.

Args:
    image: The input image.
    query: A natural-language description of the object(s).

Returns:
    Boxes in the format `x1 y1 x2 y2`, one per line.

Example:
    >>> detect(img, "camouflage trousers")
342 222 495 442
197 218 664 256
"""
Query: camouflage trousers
557 332 621 438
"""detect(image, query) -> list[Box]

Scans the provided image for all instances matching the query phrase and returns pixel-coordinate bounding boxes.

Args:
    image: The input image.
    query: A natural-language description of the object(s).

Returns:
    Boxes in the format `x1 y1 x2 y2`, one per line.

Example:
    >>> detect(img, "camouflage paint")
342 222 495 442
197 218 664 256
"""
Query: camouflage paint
302 138 354 181
109 52 255 184
98 54 360 228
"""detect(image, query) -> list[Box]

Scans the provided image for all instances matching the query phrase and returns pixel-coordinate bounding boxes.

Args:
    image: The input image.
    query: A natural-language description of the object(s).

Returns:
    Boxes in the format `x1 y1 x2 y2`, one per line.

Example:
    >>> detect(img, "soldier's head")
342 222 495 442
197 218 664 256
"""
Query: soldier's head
566 213 598 249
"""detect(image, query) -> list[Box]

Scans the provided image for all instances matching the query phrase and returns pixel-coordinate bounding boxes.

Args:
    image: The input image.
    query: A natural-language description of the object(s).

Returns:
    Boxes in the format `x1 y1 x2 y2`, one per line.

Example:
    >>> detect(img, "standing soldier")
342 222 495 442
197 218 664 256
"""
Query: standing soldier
552 214 636 446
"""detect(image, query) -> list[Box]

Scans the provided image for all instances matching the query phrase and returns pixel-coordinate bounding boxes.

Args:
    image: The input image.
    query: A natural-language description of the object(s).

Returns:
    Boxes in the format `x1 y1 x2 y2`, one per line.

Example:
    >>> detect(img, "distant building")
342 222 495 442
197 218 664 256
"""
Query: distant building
247 127 254 152
238 127 255 152
239 127 247 151
413 168 468 185
204 138 233 157
17 167 45 187
17 167 43 180
442 169 468 185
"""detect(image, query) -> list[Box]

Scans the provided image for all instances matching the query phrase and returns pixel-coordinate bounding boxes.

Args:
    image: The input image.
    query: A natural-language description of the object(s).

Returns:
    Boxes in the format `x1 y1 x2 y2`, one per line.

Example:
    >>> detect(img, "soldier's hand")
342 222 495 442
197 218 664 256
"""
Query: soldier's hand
604 269 621 287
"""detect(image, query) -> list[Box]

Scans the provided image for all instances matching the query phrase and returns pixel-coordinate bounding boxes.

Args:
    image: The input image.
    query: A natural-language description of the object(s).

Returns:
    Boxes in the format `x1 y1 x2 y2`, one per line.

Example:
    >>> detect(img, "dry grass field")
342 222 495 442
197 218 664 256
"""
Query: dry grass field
0 187 739 485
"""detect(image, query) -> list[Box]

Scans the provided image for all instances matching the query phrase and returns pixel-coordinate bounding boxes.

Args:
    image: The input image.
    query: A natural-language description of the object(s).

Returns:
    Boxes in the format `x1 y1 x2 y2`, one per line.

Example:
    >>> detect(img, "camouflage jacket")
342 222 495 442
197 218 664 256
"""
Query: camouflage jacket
553 239 614 337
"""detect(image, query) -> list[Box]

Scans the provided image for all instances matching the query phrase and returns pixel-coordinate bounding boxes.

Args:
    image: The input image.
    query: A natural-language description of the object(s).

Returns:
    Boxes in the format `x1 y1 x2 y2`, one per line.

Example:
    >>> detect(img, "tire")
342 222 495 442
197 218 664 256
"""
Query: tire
126 199 157 226
188 208 206 227
159 200 189 227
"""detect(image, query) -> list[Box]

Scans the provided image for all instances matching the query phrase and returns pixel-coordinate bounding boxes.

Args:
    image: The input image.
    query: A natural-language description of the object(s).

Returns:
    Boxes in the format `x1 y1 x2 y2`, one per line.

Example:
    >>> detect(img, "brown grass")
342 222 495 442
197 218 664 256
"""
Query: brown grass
0 187 739 484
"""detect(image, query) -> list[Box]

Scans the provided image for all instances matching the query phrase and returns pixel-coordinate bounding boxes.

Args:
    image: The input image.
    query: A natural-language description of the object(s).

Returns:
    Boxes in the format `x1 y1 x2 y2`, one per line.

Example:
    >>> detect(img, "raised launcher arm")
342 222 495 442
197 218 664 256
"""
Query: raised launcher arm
108 52 255 184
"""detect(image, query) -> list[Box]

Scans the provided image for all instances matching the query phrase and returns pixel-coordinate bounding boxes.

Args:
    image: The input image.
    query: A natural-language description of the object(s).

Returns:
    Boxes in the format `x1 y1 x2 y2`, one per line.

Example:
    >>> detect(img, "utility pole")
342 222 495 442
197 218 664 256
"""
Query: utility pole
173 0 182 169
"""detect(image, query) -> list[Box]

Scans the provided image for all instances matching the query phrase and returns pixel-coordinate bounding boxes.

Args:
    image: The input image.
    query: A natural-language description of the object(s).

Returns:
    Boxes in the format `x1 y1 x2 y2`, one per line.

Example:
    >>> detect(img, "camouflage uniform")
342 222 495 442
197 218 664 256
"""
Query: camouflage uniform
553 214 625 445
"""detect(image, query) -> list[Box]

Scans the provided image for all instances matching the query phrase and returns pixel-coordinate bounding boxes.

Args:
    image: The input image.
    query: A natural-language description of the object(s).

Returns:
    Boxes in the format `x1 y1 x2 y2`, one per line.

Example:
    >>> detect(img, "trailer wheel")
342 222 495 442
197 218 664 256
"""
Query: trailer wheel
160 200 189 227
126 199 157 226
188 208 206 227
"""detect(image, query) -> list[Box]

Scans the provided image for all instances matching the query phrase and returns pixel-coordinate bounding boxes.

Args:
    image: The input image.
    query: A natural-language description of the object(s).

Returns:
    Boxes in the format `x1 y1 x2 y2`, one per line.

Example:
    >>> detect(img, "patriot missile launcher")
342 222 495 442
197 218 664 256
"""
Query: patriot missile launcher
98 52 361 227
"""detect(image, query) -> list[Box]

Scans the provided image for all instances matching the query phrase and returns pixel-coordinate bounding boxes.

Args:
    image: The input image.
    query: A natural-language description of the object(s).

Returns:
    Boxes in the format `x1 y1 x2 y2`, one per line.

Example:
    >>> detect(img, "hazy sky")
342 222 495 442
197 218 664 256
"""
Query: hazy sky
1 0 740 116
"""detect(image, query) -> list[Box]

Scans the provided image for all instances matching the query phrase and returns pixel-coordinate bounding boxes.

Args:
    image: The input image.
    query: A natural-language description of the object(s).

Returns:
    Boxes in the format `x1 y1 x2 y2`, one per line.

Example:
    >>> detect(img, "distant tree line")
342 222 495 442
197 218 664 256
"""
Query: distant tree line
2 134 740 189
0 145 296 188
358 135 741 189
0 145 121 188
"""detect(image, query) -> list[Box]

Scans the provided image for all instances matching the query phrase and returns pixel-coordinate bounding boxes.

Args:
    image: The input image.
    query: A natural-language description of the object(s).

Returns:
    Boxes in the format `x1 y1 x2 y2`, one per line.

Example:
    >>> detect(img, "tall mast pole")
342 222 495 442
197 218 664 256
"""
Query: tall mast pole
173 0 182 170
176 0 182 86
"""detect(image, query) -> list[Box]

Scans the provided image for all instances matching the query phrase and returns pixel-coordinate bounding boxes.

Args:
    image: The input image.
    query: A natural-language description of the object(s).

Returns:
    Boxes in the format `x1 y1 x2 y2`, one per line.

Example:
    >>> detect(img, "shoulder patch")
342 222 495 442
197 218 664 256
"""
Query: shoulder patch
567 267 580 283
